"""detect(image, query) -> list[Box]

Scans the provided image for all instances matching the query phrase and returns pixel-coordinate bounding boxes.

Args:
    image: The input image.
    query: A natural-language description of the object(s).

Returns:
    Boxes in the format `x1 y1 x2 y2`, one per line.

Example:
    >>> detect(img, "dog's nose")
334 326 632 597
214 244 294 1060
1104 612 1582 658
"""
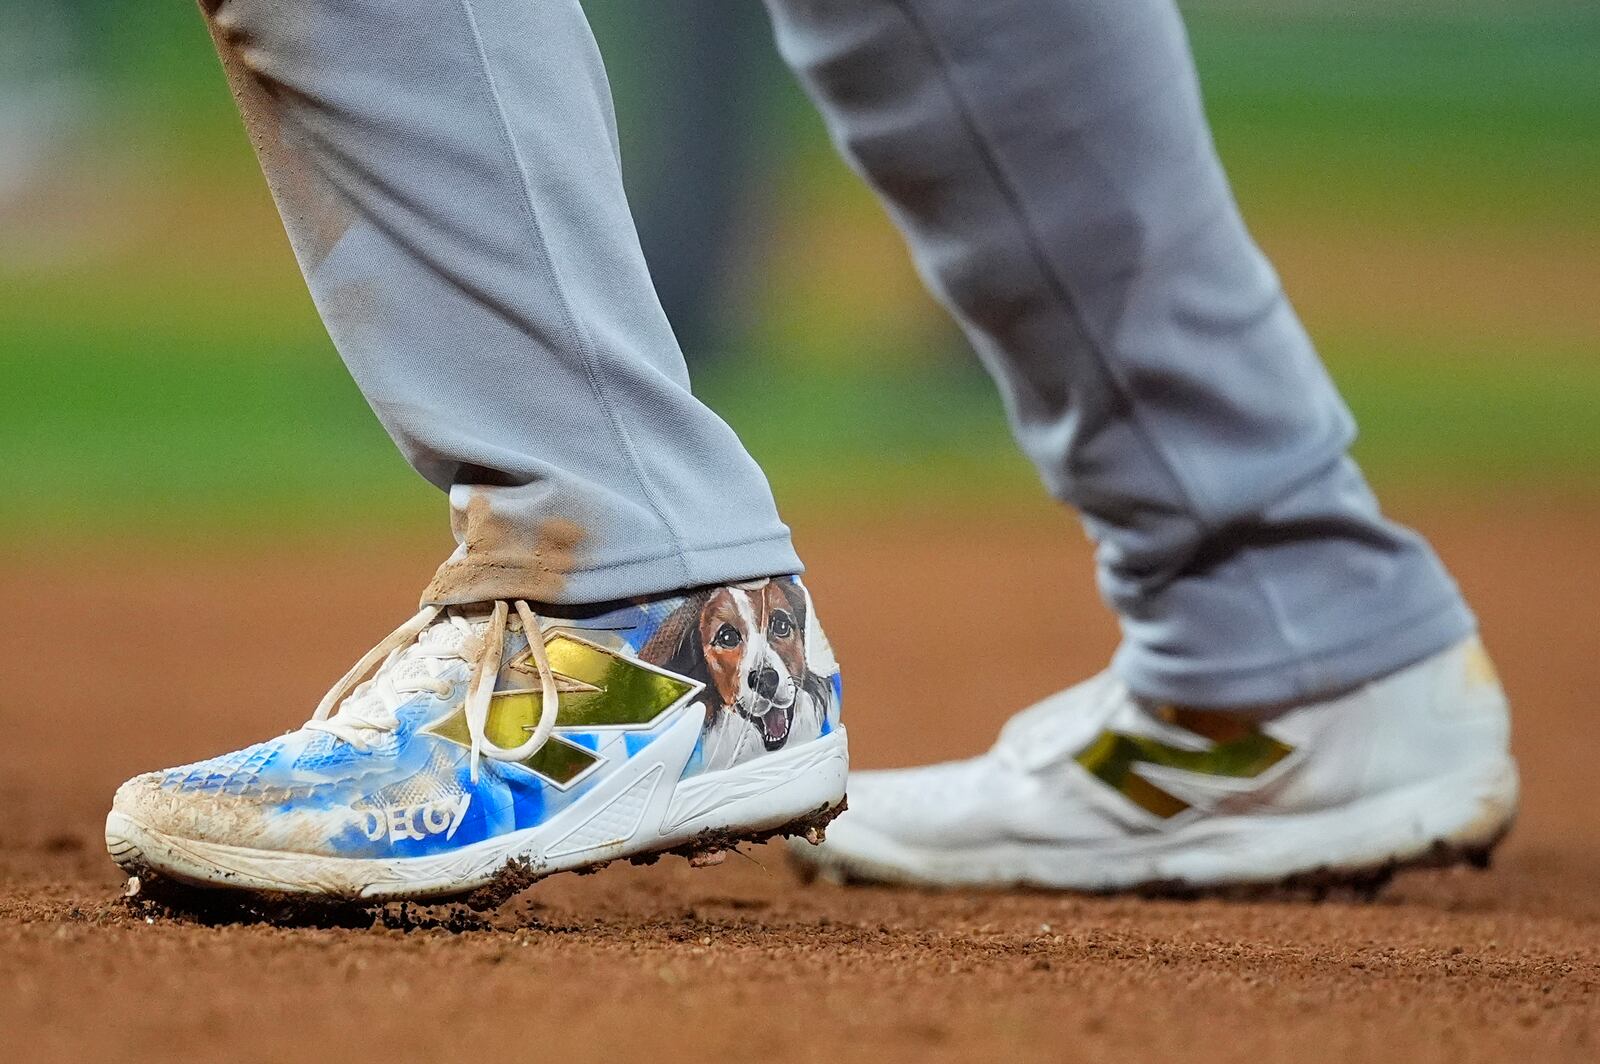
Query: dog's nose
748 667 780 700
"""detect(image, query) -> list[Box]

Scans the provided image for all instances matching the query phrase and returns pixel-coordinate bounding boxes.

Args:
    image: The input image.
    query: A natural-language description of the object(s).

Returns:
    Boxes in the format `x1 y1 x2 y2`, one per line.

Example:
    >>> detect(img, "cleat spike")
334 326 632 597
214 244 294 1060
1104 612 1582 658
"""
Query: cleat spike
688 850 727 868
803 826 826 846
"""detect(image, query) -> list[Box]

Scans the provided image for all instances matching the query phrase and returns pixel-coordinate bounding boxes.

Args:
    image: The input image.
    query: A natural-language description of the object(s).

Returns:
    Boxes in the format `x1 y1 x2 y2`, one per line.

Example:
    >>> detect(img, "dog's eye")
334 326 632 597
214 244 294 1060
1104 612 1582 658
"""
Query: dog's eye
769 612 794 639
711 623 743 649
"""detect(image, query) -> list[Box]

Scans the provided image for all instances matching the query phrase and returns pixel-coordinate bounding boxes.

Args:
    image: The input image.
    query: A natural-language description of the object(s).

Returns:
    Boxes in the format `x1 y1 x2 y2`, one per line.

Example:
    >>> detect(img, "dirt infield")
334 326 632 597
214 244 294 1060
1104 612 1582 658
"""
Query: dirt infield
2 499 1596 1063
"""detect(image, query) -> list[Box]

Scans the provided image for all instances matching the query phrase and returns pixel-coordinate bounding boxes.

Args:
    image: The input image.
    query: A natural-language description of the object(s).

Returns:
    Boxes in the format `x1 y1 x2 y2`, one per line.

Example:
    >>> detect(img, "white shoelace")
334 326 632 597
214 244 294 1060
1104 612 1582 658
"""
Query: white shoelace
303 600 560 781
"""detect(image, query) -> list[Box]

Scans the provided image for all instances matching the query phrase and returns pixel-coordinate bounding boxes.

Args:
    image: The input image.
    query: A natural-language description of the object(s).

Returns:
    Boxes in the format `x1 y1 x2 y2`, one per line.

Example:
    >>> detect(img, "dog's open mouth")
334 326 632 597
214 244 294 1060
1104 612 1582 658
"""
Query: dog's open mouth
750 703 794 751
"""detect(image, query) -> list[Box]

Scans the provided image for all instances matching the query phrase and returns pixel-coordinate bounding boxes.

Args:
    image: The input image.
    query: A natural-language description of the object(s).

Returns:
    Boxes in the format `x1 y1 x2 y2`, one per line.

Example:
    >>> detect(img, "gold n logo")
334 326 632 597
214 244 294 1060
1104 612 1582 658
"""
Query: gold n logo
423 633 701 788
1075 708 1294 819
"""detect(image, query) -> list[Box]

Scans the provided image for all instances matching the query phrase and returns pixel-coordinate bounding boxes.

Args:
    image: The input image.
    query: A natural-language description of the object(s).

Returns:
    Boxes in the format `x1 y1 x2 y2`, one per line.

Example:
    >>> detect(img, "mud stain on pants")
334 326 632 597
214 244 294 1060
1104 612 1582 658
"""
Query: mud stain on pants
424 491 587 605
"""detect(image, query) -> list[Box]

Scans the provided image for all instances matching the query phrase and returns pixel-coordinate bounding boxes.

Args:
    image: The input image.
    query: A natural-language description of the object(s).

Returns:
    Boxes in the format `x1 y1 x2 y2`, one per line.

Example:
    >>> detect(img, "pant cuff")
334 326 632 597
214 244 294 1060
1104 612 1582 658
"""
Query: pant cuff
1113 596 1477 708
421 532 804 607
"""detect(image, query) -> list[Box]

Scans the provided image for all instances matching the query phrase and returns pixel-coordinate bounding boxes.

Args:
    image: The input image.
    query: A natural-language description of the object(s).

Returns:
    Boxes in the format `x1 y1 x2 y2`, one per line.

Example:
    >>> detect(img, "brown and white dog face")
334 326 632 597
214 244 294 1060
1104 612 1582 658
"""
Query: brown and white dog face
697 583 807 750
641 579 831 762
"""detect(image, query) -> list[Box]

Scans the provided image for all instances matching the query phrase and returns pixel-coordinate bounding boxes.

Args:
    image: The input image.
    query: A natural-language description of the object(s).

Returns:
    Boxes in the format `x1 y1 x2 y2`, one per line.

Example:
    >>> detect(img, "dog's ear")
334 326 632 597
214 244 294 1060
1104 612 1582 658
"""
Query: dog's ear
776 578 808 632
777 580 833 709
640 590 714 691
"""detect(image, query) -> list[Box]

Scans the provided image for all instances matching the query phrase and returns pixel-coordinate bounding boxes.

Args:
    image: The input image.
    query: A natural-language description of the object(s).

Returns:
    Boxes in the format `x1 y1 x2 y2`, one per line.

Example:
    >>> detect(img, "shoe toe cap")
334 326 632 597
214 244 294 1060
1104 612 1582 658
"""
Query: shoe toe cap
112 771 203 839
110 770 273 847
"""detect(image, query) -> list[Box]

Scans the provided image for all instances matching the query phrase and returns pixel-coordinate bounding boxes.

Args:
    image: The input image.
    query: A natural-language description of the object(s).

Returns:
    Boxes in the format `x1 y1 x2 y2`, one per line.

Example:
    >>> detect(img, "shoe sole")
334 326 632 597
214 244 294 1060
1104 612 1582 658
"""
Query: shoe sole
790 756 1517 898
107 720 848 910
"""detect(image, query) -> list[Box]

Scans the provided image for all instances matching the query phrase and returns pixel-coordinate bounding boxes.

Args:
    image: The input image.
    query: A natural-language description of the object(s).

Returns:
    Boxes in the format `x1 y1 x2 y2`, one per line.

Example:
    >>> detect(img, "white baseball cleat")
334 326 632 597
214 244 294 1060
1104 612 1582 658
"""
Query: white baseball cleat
792 638 1515 893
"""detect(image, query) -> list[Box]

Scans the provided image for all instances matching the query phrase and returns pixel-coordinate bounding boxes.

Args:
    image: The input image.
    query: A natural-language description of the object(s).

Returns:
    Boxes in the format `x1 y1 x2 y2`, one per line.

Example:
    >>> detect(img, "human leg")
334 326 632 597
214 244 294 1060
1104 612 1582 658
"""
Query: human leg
106 0 846 901
763 0 1513 889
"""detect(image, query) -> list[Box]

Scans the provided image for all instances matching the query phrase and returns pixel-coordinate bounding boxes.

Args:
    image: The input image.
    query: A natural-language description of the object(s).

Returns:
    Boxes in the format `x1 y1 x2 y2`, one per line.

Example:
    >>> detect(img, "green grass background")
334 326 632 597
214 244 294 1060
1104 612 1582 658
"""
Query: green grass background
3 2 1596 539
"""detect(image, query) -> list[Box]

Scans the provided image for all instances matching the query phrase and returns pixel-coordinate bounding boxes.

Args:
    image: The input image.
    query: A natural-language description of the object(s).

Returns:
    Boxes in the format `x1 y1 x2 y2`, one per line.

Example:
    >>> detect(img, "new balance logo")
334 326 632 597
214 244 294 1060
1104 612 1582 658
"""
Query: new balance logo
423 632 700 788
1075 707 1293 819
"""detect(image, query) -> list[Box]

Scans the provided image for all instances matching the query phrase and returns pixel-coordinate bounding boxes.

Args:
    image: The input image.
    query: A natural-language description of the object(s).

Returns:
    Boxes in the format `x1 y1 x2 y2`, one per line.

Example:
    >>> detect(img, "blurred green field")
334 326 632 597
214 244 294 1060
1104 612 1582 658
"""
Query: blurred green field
3 2 1596 539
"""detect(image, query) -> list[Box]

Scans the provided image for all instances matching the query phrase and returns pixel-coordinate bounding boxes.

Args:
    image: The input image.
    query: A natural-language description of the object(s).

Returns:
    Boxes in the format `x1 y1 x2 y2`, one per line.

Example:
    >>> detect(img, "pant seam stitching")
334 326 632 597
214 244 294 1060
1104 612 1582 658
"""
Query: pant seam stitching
455 0 694 587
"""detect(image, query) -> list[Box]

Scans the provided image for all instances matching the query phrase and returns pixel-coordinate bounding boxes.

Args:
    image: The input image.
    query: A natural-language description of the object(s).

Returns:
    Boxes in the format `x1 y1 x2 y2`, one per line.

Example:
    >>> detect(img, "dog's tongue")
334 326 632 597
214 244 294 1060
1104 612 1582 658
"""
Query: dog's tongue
760 707 791 745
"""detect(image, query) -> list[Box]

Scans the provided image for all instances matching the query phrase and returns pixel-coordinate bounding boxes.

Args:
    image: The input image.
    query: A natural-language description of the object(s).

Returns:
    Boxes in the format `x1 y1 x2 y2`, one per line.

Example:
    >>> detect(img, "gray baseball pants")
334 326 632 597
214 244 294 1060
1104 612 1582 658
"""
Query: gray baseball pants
200 0 1474 708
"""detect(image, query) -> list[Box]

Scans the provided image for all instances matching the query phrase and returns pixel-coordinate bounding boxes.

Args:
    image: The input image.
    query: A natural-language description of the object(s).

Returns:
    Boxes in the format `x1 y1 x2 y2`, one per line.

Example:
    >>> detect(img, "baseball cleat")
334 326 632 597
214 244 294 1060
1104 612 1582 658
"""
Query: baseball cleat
106 577 846 905
791 637 1515 894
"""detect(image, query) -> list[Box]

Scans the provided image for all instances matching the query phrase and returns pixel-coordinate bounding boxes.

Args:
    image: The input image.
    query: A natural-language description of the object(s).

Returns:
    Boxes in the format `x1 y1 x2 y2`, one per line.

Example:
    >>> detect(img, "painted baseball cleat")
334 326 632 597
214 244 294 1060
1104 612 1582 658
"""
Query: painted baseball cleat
791 638 1514 894
106 577 846 904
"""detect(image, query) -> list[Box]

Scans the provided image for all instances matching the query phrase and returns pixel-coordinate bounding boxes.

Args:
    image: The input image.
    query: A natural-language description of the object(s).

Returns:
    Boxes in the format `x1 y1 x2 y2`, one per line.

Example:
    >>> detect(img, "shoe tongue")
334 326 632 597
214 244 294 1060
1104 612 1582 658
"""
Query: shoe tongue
417 610 491 654
325 611 491 726
399 614 485 683
387 651 438 686
415 608 529 677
